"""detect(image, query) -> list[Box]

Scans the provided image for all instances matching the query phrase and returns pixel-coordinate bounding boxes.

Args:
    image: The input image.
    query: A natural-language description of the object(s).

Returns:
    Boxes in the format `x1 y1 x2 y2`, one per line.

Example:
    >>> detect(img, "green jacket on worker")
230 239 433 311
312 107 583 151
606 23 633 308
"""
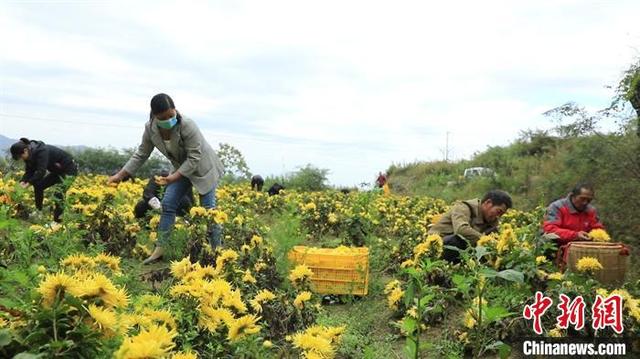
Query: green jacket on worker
427 198 499 244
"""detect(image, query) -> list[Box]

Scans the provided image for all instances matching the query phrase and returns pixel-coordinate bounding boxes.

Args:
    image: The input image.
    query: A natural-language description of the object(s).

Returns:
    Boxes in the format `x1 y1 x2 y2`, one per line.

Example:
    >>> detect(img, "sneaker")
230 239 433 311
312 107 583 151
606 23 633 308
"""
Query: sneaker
142 246 165 265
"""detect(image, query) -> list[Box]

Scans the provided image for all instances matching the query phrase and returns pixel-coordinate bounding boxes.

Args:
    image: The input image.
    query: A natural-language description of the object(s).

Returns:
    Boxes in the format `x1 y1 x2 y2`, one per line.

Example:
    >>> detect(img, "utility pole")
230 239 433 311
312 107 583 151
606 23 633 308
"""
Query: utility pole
445 131 450 162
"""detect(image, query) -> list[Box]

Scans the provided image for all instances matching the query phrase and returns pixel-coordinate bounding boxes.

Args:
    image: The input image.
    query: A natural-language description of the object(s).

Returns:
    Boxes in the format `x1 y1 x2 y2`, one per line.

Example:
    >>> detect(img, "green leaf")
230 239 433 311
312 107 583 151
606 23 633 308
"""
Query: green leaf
443 244 463 253
486 341 511 359
0 329 12 347
13 353 45 359
419 294 435 307
496 269 524 283
452 274 470 293
404 267 421 279
402 317 417 335
404 337 417 358
405 281 415 307
475 246 489 260
479 267 498 278
483 306 513 323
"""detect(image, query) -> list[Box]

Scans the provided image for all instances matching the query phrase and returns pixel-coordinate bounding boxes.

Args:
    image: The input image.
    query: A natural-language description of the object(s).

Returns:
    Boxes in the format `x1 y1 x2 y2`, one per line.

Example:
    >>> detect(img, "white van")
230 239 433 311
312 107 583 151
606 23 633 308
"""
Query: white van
463 167 495 179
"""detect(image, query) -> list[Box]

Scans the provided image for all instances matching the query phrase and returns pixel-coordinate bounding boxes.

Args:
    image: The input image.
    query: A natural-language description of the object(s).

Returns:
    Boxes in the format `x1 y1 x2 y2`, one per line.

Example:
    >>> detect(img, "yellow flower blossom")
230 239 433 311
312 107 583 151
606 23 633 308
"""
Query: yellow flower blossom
289 264 314 284
37 272 82 307
227 314 261 342
536 256 548 265
575 257 603 273
589 229 611 242
189 206 207 217
294 291 313 309
87 304 117 335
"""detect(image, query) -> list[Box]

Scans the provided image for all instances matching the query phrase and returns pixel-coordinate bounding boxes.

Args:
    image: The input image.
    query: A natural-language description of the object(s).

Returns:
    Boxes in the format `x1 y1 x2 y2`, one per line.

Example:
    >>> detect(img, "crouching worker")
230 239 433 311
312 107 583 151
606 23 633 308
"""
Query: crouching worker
251 174 264 191
429 190 512 263
10 138 78 223
267 183 284 196
541 183 604 261
134 170 194 219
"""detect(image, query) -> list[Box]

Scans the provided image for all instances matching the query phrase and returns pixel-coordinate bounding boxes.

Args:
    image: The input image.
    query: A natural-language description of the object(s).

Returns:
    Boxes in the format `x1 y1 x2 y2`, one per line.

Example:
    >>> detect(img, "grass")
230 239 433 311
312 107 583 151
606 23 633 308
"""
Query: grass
316 294 402 358
264 210 306 278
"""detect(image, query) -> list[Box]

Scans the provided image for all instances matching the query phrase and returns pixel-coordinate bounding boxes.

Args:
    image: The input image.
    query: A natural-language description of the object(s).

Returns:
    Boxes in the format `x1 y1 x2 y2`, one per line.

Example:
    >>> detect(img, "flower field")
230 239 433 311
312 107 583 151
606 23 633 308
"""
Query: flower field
0 174 638 358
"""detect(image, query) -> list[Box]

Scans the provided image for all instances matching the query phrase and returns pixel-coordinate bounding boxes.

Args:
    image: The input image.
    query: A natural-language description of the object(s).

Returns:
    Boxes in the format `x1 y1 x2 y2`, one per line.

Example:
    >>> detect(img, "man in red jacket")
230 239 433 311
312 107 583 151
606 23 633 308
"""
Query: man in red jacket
542 183 604 246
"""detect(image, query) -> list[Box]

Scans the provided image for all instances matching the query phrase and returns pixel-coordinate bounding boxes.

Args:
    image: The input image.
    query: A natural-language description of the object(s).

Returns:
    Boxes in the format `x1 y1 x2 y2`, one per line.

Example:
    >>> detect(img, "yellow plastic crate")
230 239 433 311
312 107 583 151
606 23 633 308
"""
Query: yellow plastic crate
287 246 369 296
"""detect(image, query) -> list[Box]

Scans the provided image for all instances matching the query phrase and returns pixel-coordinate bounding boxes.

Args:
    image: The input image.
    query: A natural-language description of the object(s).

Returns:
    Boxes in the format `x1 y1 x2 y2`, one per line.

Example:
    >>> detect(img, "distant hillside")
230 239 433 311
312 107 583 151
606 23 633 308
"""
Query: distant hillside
0 134 16 154
0 134 89 155
386 129 640 243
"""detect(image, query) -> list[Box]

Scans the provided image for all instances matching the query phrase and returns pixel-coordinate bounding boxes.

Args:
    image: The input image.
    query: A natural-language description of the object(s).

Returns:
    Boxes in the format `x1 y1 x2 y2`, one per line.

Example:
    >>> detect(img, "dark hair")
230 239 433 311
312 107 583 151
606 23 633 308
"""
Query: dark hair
571 182 594 197
10 138 31 160
149 93 182 121
481 190 513 209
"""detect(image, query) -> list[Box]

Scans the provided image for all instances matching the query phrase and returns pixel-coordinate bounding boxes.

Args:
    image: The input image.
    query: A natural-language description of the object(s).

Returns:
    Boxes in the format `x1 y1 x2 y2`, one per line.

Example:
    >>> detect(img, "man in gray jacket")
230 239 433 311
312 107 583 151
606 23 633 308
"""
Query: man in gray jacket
108 93 225 264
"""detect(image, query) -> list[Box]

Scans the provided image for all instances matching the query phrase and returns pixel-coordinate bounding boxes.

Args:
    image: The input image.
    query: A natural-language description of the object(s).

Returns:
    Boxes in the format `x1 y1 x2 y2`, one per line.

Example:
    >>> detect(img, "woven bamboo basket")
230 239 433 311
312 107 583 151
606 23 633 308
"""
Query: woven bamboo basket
566 242 629 285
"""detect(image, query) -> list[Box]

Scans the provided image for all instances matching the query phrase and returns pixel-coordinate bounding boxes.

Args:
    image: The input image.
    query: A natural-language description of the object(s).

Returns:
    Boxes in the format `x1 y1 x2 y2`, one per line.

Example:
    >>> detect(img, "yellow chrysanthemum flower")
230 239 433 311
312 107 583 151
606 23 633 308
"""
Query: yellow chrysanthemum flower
189 206 207 217
548 328 563 337
496 224 517 254
94 253 122 274
535 256 548 265
250 235 263 247
302 202 317 211
250 289 277 313
87 304 117 334
384 280 401 294
172 352 198 359
143 309 177 331
289 264 314 284
387 288 404 310
37 272 82 307
61 253 96 270
227 314 261 342
242 270 257 284
114 324 177 359
589 229 611 242
575 257 603 273
198 306 235 332
547 272 563 281
222 290 247 313
400 259 415 268
463 309 476 328
294 291 313 309
215 249 239 272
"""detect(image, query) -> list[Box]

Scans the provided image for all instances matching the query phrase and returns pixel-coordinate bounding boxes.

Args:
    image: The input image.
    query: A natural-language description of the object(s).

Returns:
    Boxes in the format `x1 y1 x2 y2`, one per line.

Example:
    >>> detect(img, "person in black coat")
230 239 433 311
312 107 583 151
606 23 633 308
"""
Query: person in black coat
251 174 264 191
267 183 285 196
134 170 194 219
10 138 78 222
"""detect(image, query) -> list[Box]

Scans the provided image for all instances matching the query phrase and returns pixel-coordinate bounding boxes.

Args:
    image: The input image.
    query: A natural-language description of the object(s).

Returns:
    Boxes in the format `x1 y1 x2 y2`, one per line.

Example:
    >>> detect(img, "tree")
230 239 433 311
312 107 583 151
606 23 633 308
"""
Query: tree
70 147 170 178
217 143 251 182
285 164 329 191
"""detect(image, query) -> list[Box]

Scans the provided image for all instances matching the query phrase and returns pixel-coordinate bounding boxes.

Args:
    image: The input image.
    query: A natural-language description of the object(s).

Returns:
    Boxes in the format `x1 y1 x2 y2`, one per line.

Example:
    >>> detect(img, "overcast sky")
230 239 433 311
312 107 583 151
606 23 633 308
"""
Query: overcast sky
1 0 639 186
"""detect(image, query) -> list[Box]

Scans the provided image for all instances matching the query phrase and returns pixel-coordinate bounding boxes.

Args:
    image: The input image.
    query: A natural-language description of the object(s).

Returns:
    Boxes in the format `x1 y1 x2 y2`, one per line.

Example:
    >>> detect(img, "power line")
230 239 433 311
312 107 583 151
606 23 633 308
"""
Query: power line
0 113 140 129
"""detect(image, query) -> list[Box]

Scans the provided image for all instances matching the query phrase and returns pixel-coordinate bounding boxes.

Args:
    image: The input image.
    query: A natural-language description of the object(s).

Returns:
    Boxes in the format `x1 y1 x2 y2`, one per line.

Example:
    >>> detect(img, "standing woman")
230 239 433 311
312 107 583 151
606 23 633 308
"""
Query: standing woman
10 138 78 222
108 93 225 264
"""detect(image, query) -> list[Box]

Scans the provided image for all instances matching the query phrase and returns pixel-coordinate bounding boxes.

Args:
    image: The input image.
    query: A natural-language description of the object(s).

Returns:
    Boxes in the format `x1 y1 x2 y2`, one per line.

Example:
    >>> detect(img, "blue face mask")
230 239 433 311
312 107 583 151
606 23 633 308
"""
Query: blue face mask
156 115 178 129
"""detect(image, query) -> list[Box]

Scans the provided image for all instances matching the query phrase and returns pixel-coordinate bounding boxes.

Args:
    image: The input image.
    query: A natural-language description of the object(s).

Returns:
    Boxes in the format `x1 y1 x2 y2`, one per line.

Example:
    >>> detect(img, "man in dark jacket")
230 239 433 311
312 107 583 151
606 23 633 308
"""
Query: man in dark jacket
10 138 78 222
251 175 264 191
267 183 285 196
134 170 194 219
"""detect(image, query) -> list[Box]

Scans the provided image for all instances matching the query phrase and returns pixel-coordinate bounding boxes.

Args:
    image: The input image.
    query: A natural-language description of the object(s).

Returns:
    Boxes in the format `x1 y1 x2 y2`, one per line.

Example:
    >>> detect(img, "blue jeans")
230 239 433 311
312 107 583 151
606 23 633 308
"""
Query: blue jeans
157 176 222 249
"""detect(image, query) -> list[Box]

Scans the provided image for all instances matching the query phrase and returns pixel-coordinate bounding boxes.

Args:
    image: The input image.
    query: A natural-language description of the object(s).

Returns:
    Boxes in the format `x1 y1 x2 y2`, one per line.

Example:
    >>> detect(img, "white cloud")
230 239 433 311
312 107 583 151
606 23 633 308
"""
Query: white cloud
1 0 639 186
